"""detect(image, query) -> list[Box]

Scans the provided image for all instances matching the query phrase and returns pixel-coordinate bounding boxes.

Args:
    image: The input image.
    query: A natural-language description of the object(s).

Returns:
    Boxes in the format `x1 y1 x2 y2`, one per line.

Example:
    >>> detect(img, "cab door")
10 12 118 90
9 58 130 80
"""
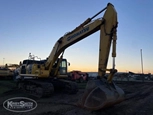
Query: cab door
59 59 67 75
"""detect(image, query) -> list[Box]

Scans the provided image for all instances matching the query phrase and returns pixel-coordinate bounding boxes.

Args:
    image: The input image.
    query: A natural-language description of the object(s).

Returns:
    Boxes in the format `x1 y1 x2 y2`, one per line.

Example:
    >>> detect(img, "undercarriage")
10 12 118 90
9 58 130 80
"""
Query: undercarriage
17 78 78 98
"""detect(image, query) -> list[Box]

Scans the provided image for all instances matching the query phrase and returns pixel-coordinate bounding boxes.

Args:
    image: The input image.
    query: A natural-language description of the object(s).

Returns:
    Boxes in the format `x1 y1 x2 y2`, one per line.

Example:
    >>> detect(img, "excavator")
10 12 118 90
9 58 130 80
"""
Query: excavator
17 3 124 110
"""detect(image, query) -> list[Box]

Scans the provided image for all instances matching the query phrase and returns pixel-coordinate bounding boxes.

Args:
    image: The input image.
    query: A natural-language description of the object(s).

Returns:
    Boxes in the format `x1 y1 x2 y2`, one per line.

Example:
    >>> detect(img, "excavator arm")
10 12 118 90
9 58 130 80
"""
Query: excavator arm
45 3 118 81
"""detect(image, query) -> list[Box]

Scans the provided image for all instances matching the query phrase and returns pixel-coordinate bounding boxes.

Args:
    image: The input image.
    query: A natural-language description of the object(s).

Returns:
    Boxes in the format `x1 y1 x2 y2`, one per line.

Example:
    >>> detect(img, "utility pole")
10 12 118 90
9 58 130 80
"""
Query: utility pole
140 49 144 82
140 49 143 74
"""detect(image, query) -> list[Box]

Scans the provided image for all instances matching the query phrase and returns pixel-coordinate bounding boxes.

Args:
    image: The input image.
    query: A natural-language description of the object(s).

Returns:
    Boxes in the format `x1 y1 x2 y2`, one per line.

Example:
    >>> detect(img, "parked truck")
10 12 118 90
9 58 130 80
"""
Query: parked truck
68 70 88 82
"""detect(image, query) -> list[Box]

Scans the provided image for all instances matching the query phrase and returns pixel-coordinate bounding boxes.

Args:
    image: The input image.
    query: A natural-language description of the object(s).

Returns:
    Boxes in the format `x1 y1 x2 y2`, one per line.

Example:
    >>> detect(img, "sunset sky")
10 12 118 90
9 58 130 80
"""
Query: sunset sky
0 0 153 74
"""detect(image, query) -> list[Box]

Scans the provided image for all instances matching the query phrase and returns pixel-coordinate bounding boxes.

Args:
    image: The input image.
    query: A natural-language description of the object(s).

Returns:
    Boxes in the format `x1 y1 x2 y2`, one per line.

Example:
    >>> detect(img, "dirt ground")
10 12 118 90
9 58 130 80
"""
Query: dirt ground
1 80 153 115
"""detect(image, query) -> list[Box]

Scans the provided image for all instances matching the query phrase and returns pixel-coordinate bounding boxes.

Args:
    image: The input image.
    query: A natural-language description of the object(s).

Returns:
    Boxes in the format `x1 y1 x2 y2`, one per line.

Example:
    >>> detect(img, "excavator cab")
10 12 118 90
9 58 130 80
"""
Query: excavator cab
59 59 68 75
52 58 68 77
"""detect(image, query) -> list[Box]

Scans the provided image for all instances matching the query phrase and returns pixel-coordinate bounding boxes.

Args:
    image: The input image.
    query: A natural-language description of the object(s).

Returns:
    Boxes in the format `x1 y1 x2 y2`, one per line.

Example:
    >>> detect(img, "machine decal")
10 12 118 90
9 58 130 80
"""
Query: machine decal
67 26 89 41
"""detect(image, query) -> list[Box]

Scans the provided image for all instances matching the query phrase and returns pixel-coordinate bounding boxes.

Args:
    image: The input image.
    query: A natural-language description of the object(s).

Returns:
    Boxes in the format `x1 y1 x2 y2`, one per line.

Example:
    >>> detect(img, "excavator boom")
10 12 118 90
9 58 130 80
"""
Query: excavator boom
45 3 117 78
45 19 104 73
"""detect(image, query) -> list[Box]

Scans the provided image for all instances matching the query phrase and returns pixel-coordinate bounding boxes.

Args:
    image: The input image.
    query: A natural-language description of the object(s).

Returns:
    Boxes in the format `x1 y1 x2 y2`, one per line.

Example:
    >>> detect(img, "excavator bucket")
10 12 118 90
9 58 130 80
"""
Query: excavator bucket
77 78 125 110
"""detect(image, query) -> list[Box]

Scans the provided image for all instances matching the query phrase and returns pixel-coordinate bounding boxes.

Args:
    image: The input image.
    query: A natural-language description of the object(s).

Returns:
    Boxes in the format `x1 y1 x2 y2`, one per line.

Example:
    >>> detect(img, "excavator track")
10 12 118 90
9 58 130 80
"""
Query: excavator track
17 80 54 98
17 79 78 98
59 79 78 94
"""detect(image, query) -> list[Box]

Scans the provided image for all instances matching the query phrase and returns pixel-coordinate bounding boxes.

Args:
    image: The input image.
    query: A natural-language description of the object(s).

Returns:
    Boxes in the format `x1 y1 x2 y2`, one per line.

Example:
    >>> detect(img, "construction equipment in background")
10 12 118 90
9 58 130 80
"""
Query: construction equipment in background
0 68 14 79
0 64 20 80
16 3 124 110
68 70 88 82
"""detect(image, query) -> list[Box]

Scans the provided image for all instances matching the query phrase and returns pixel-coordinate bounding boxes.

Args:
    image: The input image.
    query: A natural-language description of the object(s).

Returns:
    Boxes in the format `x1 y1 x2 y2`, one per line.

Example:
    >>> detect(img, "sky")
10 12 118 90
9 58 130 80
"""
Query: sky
0 0 153 74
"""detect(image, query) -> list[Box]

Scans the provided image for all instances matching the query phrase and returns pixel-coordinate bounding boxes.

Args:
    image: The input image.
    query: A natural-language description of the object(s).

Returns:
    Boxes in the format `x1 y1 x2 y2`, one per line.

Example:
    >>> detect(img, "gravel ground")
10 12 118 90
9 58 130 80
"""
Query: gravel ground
1 81 153 115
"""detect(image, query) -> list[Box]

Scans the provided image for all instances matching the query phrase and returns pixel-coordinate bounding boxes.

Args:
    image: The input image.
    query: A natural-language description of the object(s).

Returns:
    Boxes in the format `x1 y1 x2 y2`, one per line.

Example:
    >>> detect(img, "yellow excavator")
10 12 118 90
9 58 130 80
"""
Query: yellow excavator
17 3 124 110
